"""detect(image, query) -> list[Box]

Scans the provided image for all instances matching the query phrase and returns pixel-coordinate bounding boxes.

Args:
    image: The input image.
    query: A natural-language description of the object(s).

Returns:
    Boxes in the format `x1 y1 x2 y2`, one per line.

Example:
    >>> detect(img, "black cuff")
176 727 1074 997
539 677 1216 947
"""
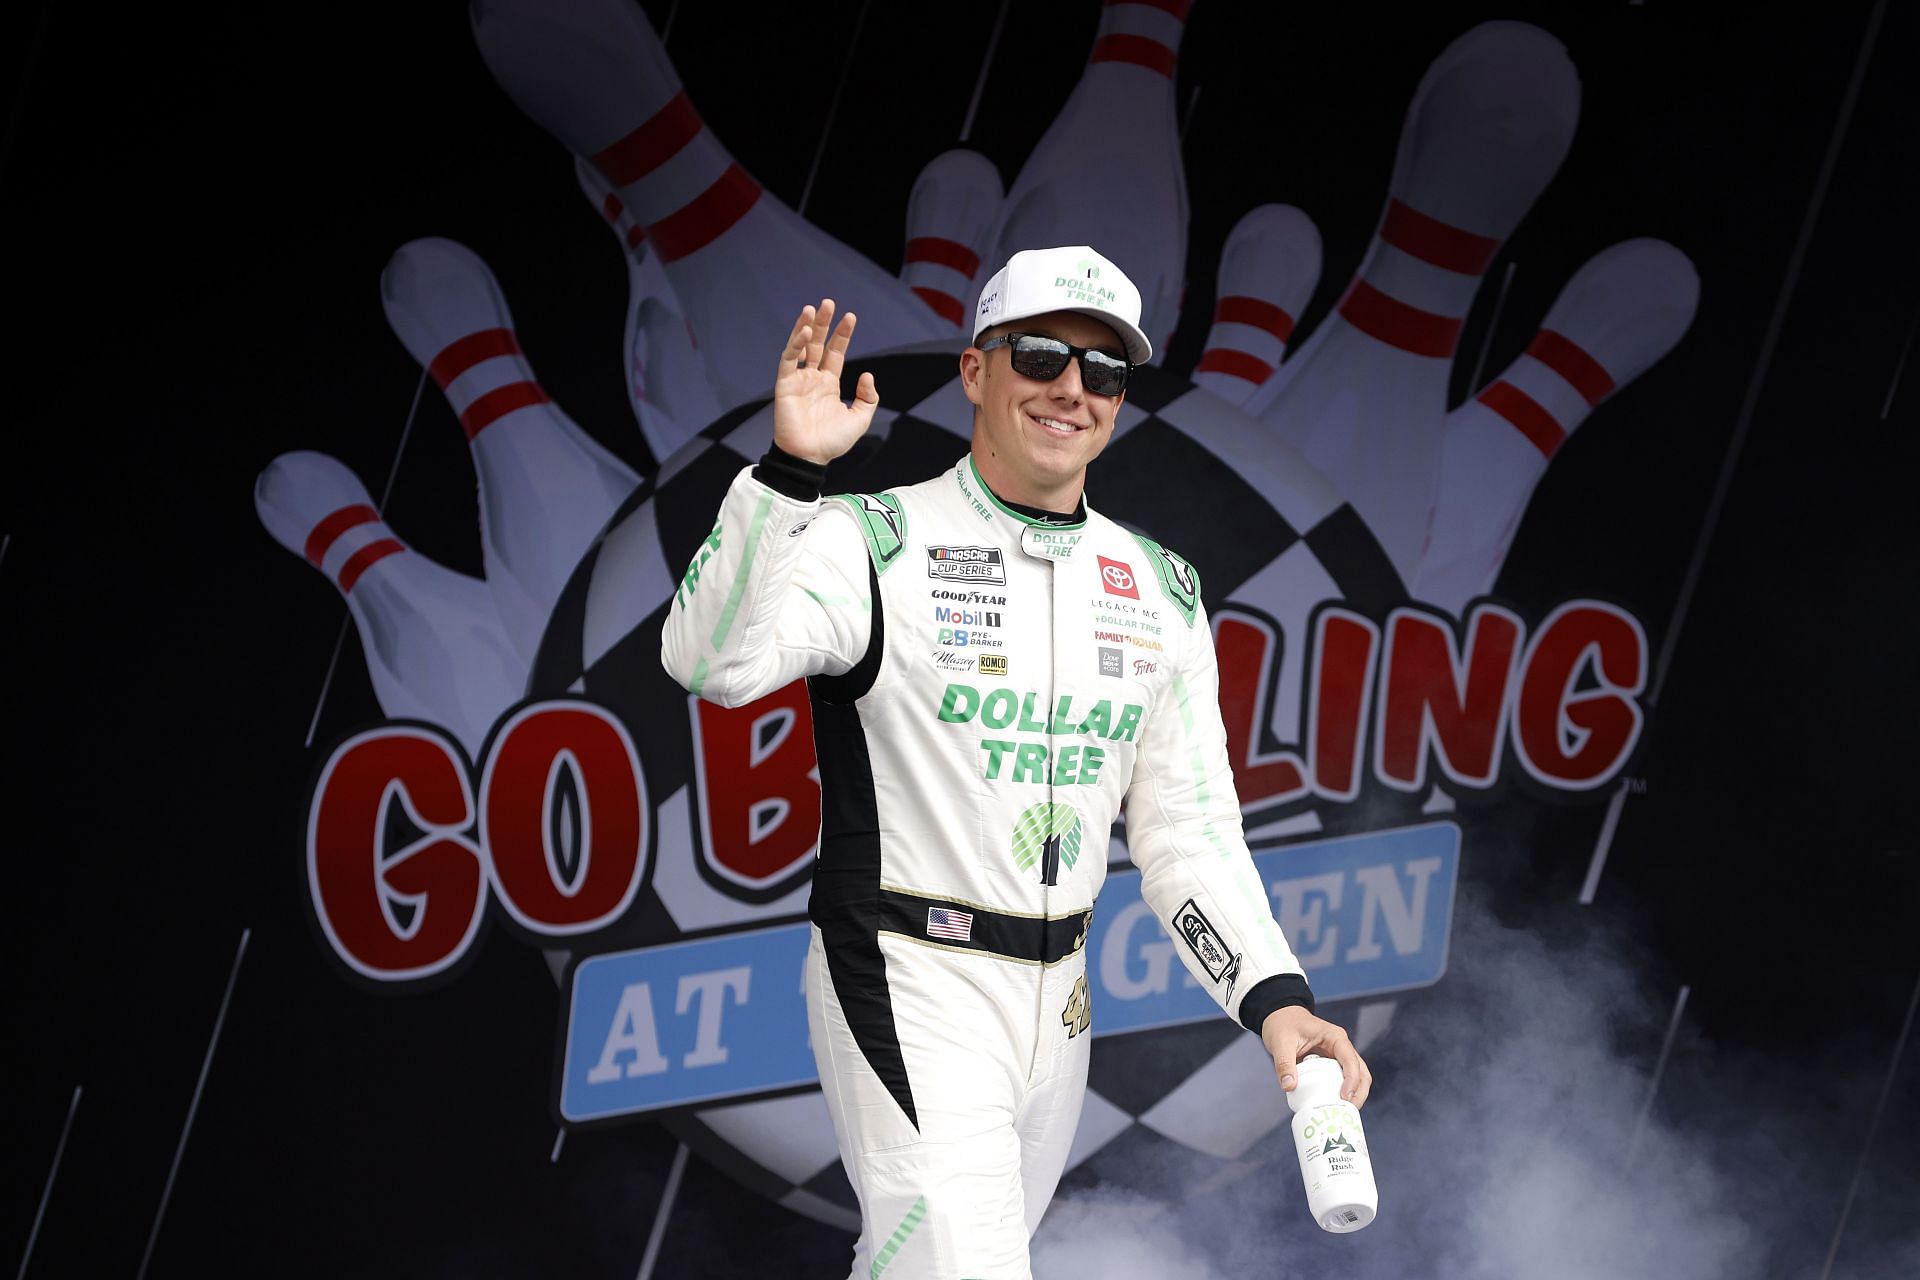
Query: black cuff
754 442 829 501
1237 972 1315 1034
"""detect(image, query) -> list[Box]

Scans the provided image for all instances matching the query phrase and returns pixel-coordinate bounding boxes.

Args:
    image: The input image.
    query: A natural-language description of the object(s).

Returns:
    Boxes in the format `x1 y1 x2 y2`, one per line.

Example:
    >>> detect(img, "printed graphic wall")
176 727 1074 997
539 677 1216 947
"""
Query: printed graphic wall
7 2 1917 1277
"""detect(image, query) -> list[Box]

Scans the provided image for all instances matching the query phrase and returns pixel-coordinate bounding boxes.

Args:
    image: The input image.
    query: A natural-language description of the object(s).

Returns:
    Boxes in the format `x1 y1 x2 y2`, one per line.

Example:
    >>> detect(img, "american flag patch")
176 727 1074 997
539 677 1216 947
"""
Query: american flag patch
926 907 974 942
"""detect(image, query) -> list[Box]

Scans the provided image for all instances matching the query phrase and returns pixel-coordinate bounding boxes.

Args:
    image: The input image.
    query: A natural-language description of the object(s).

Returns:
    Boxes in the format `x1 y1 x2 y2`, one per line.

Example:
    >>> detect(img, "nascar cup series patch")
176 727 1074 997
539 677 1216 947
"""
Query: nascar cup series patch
927 545 1006 584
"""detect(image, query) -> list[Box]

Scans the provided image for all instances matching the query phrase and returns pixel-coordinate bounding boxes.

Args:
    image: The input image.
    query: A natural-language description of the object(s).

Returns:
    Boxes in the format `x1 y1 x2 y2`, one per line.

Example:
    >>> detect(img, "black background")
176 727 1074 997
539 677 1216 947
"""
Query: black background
4 1 1916 1275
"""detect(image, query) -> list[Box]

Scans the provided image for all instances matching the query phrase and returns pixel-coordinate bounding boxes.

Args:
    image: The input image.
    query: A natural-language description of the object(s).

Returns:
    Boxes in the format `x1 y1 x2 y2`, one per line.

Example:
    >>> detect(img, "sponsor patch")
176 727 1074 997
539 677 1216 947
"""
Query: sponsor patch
1098 556 1139 598
1132 658 1158 676
939 628 1003 648
1093 607 1162 633
1092 629 1166 652
1099 647 1123 678
1024 527 1082 560
978 655 1008 676
932 589 1006 604
786 519 811 538
931 651 976 671
1175 899 1237 989
934 607 1001 627
927 545 1006 584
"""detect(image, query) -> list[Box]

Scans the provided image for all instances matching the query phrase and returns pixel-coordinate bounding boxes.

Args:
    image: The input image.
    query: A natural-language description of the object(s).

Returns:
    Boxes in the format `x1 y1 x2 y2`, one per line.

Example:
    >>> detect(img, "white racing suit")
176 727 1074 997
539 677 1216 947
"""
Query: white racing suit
662 450 1312 1279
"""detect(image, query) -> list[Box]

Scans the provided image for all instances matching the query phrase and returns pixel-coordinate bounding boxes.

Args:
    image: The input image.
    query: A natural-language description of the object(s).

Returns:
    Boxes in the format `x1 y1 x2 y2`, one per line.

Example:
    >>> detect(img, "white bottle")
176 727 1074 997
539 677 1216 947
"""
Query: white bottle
1287 1055 1378 1233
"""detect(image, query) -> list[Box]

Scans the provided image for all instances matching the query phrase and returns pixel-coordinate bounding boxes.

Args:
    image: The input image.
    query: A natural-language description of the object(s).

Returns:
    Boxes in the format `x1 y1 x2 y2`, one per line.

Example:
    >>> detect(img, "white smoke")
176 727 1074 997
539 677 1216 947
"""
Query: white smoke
1030 1189 1233 1280
1032 889 1800 1279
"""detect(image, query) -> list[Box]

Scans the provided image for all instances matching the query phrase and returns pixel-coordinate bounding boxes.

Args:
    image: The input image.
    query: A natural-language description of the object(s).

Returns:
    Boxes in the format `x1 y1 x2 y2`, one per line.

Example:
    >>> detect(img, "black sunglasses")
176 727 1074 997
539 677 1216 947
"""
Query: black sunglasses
977 332 1132 397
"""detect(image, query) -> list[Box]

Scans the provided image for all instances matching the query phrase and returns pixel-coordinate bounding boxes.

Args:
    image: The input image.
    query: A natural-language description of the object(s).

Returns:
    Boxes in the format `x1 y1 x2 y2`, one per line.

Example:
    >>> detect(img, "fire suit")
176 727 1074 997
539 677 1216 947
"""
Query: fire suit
661 447 1313 1279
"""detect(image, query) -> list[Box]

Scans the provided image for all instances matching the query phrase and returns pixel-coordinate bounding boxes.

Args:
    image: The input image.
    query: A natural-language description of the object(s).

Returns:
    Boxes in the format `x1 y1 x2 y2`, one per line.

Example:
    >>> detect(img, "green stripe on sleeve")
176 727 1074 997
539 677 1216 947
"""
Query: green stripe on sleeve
709 491 775 650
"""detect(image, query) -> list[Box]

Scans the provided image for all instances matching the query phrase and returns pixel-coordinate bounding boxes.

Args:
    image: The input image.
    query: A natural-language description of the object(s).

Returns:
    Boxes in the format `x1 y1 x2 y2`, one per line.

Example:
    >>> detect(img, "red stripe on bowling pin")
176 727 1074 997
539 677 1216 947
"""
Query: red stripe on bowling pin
910 287 966 326
1194 348 1275 385
1200 283 1301 382
902 150 1002 330
1195 205 1319 401
458 383 553 441
1527 329 1615 404
592 91 704 185
1337 279 1465 358
425 328 555 439
904 238 982 324
596 189 648 254
427 329 520 388
336 540 407 592
906 237 981 278
1475 381 1567 457
1088 0 1187 76
647 163 762 263
1475 330 1615 458
1215 296 1295 343
1380 199 1500 275
1335 200 1499 356
1092 34 1177 76
304 504 378 565
591 93 764 264
303 503 403 591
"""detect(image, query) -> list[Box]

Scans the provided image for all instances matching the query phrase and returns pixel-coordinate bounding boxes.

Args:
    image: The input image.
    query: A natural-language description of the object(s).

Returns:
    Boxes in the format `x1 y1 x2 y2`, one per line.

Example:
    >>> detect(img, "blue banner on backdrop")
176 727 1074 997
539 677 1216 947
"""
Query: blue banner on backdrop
560 821 1458 1121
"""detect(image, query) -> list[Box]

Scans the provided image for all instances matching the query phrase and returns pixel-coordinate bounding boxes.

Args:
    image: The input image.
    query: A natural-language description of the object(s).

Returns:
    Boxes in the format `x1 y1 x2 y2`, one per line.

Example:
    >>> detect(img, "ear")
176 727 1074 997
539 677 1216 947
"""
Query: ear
958 347 986 406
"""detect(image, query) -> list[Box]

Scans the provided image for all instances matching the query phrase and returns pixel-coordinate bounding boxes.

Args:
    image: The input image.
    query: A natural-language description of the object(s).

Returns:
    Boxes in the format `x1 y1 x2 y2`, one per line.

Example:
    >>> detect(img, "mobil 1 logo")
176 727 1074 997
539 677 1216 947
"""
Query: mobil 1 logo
927 545 1006 584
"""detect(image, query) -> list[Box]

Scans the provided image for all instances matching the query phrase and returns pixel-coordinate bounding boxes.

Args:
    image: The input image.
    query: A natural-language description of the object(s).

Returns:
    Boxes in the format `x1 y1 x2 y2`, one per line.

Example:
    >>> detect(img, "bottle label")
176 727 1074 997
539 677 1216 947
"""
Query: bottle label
1298 1102 1369 1183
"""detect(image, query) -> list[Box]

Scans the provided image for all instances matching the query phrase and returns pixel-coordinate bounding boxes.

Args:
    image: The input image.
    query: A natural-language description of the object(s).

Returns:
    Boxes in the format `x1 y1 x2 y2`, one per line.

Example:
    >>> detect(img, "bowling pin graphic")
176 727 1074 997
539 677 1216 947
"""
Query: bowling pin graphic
1245 21 1580 583
471 0 946 409
255 451 524 755
990 0 1190 358
1192 204 1322 406
900 149 1004 329
381 237 641 662
1411 239 1700 613
574 156 720 463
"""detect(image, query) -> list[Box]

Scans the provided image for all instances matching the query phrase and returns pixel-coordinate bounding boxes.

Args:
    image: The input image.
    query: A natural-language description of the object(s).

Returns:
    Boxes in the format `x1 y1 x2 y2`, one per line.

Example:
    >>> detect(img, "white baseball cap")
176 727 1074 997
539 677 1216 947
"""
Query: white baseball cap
972 245 1153 365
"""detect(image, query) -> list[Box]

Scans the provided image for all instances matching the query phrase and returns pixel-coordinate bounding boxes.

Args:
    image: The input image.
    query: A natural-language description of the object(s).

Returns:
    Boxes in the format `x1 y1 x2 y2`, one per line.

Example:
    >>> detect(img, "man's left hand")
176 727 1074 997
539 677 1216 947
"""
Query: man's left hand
1261 1006 1372 1107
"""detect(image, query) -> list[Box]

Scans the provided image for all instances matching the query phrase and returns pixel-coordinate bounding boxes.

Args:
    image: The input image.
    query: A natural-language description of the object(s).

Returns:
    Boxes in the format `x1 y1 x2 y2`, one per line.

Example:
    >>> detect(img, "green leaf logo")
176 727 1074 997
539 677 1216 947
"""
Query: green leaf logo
1011 802 1082 884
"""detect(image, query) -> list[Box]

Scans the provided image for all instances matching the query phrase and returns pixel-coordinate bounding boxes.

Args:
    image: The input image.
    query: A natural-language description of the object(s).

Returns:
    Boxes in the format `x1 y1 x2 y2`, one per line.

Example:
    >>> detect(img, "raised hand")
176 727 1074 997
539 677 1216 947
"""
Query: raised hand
771 300 880 466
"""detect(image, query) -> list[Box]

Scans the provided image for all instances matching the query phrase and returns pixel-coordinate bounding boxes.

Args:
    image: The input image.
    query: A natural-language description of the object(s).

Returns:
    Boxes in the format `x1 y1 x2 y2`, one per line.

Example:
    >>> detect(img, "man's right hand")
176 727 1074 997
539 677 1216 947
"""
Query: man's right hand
772 299 880 466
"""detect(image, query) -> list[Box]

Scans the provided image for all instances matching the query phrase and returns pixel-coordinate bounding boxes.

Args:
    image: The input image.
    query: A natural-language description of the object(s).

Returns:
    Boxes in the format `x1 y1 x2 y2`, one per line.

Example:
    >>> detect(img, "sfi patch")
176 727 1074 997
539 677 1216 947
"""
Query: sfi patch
1175 899 1240 996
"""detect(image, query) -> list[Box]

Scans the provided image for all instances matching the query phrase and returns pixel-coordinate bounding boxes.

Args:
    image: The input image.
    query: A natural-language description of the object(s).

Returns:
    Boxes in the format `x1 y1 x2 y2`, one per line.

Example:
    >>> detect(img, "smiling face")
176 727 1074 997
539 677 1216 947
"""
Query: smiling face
959 309 1128 512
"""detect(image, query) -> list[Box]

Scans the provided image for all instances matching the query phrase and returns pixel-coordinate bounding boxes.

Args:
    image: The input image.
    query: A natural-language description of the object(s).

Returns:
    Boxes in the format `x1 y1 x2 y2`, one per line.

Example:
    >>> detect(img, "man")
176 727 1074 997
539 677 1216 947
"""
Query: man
662 246 1370 1278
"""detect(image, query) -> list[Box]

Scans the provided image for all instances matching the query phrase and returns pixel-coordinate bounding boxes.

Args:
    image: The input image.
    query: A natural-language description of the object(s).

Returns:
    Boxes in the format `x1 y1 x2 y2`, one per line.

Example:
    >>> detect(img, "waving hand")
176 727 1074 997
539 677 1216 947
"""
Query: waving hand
772 299 880 466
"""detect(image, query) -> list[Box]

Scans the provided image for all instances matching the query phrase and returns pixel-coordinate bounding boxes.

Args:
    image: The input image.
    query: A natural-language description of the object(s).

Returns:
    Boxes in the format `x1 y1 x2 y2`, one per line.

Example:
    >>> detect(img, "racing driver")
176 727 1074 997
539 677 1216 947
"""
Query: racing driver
662 245 1371 1278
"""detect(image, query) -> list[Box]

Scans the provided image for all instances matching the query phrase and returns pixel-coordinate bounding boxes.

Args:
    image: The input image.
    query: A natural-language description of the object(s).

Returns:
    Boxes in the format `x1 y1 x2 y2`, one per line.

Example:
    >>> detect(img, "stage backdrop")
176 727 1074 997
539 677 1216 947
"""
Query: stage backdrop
8 2 1917 1277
